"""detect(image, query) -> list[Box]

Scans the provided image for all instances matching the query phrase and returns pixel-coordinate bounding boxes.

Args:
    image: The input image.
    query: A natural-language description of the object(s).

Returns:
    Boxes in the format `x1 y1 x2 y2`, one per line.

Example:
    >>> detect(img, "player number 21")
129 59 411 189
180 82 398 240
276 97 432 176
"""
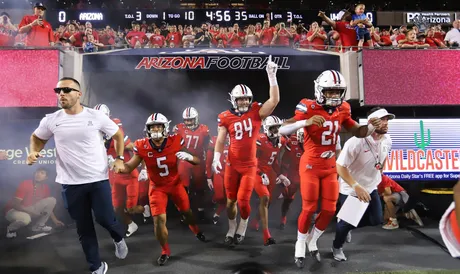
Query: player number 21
321 121 339 145
156 156 169 177
234 118 253 140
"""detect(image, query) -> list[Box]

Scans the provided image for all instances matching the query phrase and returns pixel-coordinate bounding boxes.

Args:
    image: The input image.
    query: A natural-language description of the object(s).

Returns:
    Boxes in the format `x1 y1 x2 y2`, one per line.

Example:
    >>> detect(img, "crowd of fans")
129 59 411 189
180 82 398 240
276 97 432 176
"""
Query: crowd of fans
0 2 459 52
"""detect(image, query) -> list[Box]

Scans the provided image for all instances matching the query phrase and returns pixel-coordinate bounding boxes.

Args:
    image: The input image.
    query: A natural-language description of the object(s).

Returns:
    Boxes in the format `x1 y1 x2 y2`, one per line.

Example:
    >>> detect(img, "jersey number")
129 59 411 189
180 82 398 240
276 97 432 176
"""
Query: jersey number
185 135 199 149
234 118 253 140
321 121 339 145
267 151 278 165
156 156 169 177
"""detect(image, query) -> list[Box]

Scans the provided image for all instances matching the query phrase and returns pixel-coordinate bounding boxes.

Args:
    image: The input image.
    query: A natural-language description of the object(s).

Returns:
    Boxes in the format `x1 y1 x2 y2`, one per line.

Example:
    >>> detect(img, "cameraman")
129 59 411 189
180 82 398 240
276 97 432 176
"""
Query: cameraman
0 12 17 47
194 23 212 47
18 2 54 47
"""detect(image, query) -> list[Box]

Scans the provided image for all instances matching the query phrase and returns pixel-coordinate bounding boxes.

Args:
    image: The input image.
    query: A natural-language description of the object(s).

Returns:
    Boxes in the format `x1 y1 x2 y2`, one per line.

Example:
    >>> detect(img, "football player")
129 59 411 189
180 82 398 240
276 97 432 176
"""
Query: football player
94 104 143 237
119 113 206 266
206 130 230 224
212 55 279 246
278 70 381 267
174 107 210 220
252 115 290 245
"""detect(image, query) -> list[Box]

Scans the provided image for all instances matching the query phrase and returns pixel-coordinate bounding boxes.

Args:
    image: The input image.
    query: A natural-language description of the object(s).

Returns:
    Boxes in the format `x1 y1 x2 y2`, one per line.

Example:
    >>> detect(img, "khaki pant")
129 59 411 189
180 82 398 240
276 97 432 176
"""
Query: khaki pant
5 197 56 231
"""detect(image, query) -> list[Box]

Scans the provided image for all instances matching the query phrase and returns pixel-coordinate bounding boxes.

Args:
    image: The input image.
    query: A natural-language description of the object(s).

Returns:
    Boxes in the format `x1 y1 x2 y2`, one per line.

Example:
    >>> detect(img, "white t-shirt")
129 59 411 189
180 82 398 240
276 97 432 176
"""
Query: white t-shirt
336 134 392 196
444 28 460 44
34 107 119 185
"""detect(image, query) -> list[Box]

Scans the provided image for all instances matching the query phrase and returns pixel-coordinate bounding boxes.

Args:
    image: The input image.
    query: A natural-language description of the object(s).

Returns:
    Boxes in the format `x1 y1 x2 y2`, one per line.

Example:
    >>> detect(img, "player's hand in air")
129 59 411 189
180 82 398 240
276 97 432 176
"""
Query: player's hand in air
266 55 278 78
305 115 326 127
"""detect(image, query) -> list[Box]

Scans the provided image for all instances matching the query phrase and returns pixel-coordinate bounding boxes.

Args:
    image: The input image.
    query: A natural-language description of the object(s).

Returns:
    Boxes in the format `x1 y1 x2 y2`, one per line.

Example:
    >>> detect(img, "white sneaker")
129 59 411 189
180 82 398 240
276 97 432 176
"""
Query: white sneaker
126 222 138 237
346 231 352 243
6 229 17 239
382 219 399 230
92 262 108 274
114 239 128 259
32 225 52 232
332 247 347 261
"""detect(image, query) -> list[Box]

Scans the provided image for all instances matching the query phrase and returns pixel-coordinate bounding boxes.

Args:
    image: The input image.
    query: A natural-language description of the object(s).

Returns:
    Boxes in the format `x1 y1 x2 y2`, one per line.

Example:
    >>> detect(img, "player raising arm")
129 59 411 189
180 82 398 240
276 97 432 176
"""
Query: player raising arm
118 113 206 266
278 70 381 268
212 55 280 246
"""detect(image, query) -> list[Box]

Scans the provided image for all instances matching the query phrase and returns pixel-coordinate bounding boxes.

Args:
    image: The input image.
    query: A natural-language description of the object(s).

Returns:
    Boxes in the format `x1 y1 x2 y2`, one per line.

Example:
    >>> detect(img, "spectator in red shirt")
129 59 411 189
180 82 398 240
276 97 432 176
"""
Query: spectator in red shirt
376 29 392 47
425 28 447 48
378 174 423 230
259 20 274 46
125 22 148 48
18 2 54 47
319 10 358 51
0 12 18 47
4 167 64 238
149 28 165 48
272 22 292 47
166 25 182 48
399 29 430 48
227 23 245 48
306 21 327 50
84 21 99 42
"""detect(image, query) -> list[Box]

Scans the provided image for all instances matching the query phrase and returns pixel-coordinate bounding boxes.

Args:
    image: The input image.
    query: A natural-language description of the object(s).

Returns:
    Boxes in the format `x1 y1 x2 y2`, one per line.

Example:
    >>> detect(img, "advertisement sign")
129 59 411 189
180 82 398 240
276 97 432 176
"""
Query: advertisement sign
359 118 460 181
405 12 454 31
360 49 460 106
82 48 340 72
330 11 376 24
0 50 59 107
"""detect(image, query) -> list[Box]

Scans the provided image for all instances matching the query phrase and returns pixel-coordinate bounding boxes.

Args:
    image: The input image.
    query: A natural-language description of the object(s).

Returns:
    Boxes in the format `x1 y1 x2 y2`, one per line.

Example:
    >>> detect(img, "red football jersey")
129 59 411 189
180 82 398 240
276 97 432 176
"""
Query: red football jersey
206 135 230 177
256 133 284 175
218 102 262 166
173 123 210 159
294 99 355 167
133 134 184 188
281 134 303 182
378 175 405 195
106 118 138 178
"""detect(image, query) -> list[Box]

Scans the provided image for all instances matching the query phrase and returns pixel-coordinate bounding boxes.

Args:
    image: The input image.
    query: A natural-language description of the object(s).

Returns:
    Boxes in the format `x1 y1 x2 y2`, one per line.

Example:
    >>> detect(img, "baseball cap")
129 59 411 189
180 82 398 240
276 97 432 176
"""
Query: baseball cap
367 108 395 120
34 2 46 10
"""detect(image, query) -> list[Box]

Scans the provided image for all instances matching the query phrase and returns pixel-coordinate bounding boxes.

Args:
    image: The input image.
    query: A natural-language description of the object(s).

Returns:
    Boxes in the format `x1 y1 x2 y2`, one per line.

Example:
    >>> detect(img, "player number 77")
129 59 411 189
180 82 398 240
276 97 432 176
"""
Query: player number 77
321 121 339 145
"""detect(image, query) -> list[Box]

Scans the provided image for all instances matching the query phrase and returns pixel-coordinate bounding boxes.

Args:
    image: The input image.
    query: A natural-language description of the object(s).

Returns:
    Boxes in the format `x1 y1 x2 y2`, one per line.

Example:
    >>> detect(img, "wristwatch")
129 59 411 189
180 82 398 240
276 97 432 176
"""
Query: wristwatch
116 155 125 161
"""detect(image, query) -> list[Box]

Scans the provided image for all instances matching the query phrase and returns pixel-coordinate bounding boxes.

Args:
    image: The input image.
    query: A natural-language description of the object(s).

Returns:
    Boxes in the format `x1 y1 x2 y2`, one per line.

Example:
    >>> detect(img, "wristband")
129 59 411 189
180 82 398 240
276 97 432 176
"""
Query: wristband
268 77 278 87
366 123 375 136
351 182 360 190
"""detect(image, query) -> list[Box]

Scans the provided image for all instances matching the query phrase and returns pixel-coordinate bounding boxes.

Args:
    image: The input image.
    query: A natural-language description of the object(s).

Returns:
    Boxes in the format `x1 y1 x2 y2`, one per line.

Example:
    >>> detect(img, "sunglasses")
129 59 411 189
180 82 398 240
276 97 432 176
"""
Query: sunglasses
54 87 79 94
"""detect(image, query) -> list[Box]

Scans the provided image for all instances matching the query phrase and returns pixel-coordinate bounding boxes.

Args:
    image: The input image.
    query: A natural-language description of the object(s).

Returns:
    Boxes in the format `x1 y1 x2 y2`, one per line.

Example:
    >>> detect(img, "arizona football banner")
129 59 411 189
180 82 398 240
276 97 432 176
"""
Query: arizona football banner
359 118 460 181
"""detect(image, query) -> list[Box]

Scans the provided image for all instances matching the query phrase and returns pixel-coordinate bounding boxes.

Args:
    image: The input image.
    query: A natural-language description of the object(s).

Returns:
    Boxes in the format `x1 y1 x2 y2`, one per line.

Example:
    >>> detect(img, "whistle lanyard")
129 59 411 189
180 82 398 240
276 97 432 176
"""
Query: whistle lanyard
364 137 382 170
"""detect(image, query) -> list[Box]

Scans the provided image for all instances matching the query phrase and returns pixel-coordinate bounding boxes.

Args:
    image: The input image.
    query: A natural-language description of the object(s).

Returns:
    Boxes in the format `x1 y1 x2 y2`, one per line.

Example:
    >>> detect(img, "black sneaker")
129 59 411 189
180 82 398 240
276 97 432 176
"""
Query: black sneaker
234 234 245 245
264 237 276 246
157 254 169 266
224 236 234 246
212 215 220 225
196 232 206 242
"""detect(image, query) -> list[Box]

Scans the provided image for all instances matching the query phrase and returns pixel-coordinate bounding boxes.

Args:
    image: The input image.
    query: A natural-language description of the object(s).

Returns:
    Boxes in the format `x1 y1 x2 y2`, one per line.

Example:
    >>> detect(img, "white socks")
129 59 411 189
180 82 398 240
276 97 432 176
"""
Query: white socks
227 218 237 237
295 230 308 258
307 227 324 251
236 218 249 236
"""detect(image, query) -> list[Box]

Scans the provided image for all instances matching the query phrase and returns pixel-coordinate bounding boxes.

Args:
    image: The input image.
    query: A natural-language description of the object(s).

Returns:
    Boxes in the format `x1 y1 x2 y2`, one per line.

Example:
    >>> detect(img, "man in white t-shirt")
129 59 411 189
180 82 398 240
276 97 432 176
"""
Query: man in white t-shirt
332 107 394 262
27 77 128 274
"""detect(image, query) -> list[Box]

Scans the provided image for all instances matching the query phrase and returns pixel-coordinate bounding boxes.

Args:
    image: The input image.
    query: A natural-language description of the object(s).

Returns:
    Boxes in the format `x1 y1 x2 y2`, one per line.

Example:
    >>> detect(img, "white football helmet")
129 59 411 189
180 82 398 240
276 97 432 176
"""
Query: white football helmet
296 128 304 143
145 113 171 140
314 70 347 107
182 107 199 129
94 104 110 117
229 84 253 113
263 115 283 139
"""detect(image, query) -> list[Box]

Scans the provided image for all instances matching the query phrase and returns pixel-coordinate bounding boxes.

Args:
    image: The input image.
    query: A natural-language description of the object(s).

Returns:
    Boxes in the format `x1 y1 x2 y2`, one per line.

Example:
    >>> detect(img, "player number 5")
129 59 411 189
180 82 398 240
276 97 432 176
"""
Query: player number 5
321 121 339 145
234 118 253 140
156 156 169 177
268 151 278 165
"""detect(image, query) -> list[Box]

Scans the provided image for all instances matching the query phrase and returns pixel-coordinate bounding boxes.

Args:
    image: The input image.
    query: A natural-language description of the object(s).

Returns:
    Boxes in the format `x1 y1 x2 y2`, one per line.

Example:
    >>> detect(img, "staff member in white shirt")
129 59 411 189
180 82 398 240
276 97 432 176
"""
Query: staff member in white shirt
26 77 128 274
332 107 394 262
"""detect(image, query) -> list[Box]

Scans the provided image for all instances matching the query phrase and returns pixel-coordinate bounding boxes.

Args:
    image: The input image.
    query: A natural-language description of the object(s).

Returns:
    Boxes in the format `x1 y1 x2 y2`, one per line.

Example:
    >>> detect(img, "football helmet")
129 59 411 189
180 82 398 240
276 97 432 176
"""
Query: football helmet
314 70 347 107
94 104 110 117
296 128 304 143
263 115 283 139
145 113 171 140
229 84 253 113
182 107 199 130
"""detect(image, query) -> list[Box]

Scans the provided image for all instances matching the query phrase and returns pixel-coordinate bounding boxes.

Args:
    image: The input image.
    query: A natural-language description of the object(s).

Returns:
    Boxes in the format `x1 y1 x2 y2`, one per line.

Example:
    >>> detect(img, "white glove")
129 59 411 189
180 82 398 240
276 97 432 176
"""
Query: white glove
276 174 291 187
176 151 193 161
265 55 278 86
261 173 270 186
207 178 213 190
138 169 148 182
212 151 223 174
107 155 115 169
